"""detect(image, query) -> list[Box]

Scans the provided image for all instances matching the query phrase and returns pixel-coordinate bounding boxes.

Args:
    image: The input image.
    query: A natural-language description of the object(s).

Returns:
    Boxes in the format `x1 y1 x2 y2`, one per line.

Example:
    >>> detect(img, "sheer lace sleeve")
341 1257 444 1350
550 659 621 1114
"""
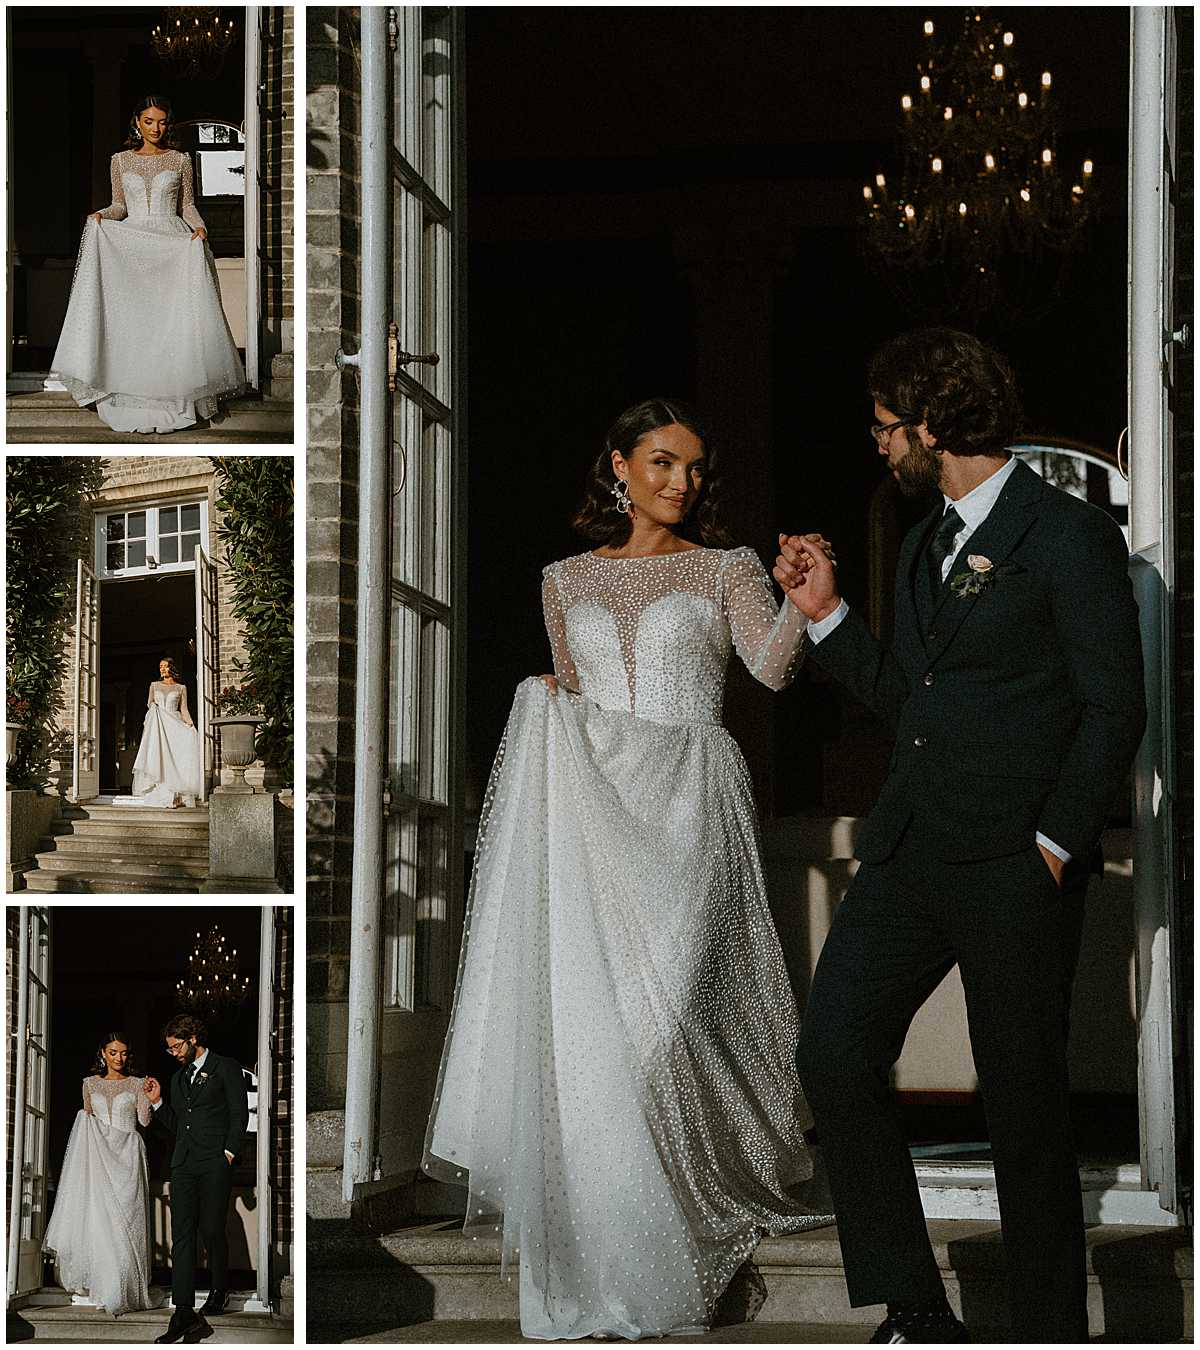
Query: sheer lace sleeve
179 686 195 727
136 1079 152 1127
541 567 581 692
147 683 156 709
718 547 806 692
82 1077 93 1115
98 154 128 221
178 153 205 232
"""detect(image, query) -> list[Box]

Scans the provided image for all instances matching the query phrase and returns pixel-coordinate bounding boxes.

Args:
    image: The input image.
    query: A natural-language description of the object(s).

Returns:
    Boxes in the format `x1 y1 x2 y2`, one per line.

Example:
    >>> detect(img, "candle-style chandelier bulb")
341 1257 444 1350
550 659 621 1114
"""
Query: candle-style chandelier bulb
1003 31 1014 46
924 20 934 36
1018 91 1029 109
920 75 931 92
1041 70 1052 87
1083 159 1094 176
993 63 1005 80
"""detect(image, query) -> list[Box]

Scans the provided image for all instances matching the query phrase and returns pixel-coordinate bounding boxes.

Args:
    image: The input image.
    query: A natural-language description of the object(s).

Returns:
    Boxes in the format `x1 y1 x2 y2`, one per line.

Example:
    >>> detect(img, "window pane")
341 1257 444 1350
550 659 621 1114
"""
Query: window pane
127 540 146 569
106 516 125 542
415 811 449 1008
160 507 178 533
181 533 201 561
160 536 179 564
181 504 201 532
390 602 420 798
418 617 449 803
106 543 124 570
128 512 146 538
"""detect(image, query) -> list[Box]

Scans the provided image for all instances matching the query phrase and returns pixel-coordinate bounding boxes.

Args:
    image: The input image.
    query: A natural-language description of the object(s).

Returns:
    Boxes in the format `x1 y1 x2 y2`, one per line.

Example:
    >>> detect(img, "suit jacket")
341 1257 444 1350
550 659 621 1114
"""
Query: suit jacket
155 1049 249 1168
808 458 1146 863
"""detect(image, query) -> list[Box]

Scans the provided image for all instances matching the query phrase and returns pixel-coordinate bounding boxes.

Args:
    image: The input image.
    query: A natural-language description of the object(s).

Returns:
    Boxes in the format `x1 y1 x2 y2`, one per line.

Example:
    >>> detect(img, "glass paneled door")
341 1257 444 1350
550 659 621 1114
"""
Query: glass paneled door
195 546 220 801
6 906 52 1300
381 5 466 1183
71 560 99 802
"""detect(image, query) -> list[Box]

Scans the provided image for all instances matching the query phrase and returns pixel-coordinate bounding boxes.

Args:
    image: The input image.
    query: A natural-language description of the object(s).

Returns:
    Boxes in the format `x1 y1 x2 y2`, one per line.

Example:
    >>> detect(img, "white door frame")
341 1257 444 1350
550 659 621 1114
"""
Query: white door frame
243 4 262 389
195 545 220 802
71 560 100 803
6 907 53 1303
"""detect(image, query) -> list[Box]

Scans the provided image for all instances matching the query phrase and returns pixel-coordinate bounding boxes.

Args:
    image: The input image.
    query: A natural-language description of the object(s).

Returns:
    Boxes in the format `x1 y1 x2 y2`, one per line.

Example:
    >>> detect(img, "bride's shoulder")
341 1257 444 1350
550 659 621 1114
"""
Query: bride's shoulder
541 551 592 578
717 544 763 566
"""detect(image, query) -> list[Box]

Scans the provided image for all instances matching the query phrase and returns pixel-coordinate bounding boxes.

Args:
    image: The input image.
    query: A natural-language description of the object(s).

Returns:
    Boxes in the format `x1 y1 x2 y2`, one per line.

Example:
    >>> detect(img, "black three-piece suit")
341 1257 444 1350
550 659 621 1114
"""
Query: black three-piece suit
153 1050 249 1312
797 459 1146 1341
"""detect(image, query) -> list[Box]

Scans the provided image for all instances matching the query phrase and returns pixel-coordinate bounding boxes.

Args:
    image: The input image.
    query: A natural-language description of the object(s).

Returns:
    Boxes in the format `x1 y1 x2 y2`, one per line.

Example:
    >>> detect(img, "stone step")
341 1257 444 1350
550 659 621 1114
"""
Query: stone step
49 820 210 845
23 865 202 893
315 1318 869 1343
5 391 292 444
306 1219 1192 1342
68 804 210 825
12 1304 291 1344
9 427 292 445
39 835 210 861
33 850 209 879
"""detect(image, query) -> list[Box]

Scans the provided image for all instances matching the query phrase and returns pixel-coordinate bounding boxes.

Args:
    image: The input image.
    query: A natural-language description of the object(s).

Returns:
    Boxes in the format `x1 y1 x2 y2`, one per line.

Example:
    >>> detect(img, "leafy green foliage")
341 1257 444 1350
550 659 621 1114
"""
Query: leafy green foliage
6 457 105 788
209 457 294 781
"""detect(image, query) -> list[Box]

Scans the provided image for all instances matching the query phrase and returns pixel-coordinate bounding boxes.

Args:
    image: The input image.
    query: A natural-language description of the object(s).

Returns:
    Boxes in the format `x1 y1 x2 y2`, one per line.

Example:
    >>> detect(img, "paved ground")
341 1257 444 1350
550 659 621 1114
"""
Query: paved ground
333 1322 869 1344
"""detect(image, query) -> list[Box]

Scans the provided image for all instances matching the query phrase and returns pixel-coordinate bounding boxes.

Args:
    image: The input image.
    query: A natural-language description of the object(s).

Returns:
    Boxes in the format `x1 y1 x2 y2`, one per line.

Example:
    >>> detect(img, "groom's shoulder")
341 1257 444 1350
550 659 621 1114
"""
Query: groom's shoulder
1023 470 1129 559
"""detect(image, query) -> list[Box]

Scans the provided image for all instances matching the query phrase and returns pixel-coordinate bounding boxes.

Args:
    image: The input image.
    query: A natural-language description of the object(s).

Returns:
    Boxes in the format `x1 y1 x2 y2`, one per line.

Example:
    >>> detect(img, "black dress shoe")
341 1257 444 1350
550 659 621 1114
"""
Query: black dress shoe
181 1316 214 1344
155 1309 199 1344
869 1307 970 1343
198 1291 227 1316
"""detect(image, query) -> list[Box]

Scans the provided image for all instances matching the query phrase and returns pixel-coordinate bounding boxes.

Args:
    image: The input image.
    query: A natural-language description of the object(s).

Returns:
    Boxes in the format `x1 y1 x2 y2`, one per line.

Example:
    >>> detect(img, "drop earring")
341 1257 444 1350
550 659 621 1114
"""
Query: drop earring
611 479 632 515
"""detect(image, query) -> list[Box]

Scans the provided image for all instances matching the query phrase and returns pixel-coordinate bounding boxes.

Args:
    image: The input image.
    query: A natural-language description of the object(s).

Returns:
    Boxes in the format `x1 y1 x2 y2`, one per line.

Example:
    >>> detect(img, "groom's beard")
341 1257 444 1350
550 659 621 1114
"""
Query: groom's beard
893 428 943 498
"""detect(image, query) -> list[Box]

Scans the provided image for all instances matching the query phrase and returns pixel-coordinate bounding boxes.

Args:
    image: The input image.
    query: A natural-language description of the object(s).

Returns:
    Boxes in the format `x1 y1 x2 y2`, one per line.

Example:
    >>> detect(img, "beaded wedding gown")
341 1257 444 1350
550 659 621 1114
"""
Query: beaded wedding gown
43 1076 157 1316
131 681 201 807
49 149 245 434
425 546 828 1341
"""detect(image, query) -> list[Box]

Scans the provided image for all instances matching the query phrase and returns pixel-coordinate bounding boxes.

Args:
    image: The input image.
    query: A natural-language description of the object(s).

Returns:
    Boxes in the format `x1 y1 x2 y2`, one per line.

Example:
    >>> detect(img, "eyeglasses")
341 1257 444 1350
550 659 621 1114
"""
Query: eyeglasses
165 1039 190 1057
870 417 916 444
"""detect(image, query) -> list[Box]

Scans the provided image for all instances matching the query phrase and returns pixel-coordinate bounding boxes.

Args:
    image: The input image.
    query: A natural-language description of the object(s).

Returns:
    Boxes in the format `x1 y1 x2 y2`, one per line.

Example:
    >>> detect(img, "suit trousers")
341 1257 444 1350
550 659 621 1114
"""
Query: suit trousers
796 832 1089 1343
170 1152 235 1310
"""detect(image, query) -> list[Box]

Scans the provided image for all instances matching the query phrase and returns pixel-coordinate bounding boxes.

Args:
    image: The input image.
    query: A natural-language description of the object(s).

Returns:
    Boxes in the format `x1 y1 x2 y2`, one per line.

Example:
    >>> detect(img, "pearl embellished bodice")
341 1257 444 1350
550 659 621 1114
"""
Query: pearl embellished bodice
542 546 805 725
99 150 205 230
83 1076 152 1133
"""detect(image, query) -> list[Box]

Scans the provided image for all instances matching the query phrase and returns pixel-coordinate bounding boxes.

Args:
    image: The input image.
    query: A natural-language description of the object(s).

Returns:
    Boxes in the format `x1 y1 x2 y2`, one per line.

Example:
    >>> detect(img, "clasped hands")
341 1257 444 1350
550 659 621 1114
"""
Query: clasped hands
774 533 842 623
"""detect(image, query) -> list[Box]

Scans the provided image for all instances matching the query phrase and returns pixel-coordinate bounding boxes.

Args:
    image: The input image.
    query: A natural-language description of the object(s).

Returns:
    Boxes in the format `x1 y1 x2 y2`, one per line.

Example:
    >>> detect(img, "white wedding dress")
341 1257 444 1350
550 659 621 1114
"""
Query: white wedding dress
43 1076 156 1316
131 681 201 807
49 149 245 434
425 546 827 1341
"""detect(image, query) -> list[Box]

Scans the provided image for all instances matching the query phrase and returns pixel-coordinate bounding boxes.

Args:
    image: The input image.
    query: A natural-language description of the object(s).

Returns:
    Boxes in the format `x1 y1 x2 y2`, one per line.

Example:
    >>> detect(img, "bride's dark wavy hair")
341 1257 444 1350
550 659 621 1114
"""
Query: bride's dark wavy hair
124 94 177 150
89 1030 135 1077
571 397 731 548
159 656 181 679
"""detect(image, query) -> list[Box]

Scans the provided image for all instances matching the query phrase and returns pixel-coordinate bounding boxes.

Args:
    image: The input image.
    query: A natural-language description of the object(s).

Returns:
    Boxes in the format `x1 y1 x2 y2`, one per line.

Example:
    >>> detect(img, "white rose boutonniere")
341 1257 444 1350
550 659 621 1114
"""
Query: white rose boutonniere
950 554 1020 598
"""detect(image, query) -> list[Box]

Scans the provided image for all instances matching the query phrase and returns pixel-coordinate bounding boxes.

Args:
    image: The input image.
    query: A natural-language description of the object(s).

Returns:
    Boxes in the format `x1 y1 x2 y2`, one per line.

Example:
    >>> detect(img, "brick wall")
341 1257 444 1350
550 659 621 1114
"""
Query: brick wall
52 456 251 745
263 5 295 373
306 5 362 1110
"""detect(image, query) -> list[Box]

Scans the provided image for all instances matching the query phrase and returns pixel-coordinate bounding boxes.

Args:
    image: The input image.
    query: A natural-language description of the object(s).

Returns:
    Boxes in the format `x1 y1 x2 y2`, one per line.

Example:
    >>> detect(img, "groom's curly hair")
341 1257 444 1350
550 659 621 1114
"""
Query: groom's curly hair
162 1013 209 1047
868 328 1022 457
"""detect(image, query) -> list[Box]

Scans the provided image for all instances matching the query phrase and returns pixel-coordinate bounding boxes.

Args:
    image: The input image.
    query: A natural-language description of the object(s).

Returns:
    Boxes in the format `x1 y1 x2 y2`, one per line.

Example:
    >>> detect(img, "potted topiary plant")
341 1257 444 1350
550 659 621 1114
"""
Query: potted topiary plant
6 693 31 773
213 682 264 790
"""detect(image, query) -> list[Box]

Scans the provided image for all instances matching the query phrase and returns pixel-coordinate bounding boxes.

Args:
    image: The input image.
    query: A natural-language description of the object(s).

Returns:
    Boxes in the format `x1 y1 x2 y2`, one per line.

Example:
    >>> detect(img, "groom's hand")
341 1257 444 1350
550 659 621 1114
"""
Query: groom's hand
775 534 842 623
143 1076 162 1105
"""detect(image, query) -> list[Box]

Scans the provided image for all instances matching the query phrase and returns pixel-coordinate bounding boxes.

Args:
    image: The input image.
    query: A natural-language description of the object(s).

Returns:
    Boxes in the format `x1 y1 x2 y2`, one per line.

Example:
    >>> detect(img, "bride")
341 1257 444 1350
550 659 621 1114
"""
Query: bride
49 94 245 435
425 398 832 1340
131 658 202 808
43 1032 158 1316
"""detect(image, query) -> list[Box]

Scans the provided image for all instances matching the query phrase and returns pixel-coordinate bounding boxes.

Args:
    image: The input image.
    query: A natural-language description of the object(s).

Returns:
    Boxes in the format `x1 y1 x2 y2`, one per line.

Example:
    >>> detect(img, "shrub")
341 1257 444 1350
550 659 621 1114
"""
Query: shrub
6 457 105 788
209 457 294 781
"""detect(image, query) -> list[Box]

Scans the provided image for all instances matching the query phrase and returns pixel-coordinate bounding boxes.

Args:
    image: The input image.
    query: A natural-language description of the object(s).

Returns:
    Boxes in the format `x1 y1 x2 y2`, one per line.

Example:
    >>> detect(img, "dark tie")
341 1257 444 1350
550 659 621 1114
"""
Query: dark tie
927 505 964 591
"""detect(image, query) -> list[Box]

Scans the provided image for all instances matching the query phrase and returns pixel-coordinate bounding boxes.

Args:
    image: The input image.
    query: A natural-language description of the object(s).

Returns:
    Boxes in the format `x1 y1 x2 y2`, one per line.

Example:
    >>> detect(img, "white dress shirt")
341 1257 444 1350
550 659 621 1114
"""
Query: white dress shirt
805 455 1069 863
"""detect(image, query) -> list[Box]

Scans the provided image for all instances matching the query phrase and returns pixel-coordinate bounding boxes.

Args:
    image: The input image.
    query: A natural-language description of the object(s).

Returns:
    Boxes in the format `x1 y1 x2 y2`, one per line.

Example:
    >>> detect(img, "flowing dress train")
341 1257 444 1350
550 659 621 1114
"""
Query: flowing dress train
50 149 245 433
131 681 202 807
425 547 829 1340
43 1076 157 1316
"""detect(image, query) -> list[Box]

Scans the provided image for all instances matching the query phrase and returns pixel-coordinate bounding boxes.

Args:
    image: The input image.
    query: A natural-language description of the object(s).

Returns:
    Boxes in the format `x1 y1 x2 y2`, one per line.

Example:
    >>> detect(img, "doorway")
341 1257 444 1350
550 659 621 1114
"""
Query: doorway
99 575 196 795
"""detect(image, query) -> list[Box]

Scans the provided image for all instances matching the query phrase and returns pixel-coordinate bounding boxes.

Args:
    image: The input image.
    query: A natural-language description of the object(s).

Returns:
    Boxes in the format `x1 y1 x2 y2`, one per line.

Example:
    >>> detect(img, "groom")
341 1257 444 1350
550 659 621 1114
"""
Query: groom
775 328 1145 1343
145 1014 249 1344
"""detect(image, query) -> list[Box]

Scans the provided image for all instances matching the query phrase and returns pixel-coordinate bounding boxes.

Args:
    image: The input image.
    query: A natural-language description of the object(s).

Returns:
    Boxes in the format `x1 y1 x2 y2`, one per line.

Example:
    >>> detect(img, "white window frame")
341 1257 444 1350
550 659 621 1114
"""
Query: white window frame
94 498 210 580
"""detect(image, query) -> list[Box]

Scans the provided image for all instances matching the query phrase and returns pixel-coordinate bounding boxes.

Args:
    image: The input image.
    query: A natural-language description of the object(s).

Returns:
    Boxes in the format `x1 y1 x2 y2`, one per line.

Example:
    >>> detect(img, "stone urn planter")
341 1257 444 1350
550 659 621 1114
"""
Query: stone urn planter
7 722 26 772
213 716 262 792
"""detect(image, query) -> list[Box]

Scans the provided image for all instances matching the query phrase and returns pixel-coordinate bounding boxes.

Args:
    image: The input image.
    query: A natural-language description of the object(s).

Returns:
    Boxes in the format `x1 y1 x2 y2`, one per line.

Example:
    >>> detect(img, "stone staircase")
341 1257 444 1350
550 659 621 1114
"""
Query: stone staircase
9 1293 291 1343
22 802 210 893
5 389 293 444
307 1216 1192 1344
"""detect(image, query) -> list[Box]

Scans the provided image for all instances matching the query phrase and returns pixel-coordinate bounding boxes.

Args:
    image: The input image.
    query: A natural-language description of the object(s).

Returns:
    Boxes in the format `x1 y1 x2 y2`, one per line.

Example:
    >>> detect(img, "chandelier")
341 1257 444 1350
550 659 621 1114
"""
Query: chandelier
177 925 251 1021
151 9 237 80
862 10 1094 329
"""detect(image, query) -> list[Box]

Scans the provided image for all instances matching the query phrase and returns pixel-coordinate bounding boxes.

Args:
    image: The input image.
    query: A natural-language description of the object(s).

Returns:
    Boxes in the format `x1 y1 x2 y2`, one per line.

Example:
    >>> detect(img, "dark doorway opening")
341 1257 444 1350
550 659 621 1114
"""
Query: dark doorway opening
99 574 196 795
45 906 261 1291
